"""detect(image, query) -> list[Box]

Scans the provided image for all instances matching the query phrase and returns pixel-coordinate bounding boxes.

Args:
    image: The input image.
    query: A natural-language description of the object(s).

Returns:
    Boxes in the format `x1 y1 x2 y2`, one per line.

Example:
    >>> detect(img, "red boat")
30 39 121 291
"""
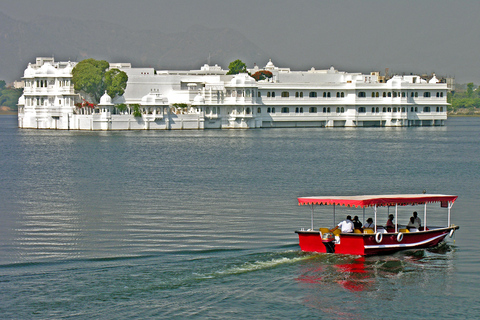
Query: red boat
295 194 459 255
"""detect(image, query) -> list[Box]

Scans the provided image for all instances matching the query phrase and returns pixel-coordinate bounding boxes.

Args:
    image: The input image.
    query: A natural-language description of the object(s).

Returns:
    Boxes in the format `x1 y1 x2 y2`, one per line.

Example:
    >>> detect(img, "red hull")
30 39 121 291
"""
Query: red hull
296 226 458 255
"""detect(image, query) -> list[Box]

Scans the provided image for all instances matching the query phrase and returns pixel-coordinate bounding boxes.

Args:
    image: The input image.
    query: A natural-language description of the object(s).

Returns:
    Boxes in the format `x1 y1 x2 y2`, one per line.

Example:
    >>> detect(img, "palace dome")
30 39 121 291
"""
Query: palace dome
23 63 35 78
99 91 113 105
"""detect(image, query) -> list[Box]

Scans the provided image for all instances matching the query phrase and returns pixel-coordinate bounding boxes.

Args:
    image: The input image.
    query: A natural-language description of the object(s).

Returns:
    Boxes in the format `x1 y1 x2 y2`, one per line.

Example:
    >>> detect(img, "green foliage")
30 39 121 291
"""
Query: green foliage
115 103 127 112
0 85 22 110
172 103 188 109
448 83 480 112
131 104 142 117
72 58 128 103
105 68 128 98
251 70 273 81
226 59 247 75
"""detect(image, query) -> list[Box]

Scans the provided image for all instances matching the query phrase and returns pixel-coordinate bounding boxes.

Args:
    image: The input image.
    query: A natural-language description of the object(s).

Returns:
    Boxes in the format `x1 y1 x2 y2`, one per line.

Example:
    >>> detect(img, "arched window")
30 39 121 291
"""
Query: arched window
327 92 331 98
309 107 317 113
393 107 397 112
383 107 386 112
358 92 366 98
402 92 406 98
336 107 340 113
246 107 251 114
309 92 317 98
376 107 379 113
272 92 276 98
415 92 418 98
371 107 375 113
327 107 331 113
387 107 392 112
383 92 387 98
393 92 397 98
424 107 430 112
300 92 303 98
415 107 418 112
371 92 375 98
341 92 345 98
258 92 261 97
359 107 366 113
300 107 304 113
388 92 392 97
341 107 345 113
272 107 276 113
295 92 299 98
376 92 379 98
257 107 262 113
267 92 271 98
267 107 271 113
281 107 289 113
295 107 299 113
323 107 326 113
281 91 289 98
424 92 431 98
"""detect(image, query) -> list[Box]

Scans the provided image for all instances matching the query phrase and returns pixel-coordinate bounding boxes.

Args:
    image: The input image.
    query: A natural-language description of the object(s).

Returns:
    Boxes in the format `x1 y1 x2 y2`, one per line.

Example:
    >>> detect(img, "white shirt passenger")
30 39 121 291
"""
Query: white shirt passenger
337 219 354 233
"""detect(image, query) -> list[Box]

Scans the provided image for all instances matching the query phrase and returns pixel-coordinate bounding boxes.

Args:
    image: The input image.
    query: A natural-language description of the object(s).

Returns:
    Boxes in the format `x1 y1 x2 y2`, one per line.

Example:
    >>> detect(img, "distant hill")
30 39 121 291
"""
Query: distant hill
0 11 268 82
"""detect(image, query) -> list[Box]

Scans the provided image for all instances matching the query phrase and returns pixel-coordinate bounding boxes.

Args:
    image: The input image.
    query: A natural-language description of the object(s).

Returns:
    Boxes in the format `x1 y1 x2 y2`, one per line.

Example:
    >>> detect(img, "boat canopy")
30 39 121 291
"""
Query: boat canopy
297 194 458 208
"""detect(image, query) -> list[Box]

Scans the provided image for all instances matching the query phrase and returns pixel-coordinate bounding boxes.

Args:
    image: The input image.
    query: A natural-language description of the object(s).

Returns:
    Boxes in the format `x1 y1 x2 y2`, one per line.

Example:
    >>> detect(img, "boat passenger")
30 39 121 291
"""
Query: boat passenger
352 216 362 229
363 217 374 229
331 215 354 233
386 214 395 231
412 211 422 227
407 216 420 230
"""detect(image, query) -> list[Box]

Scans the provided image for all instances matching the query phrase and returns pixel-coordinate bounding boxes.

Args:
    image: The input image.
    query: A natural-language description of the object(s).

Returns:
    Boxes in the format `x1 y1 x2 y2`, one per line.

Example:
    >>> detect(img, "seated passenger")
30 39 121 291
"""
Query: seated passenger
412 211 422 227
407 216 420 230
330 215 354 233
386 214 395 231
363 217 374 229
352 215 362 229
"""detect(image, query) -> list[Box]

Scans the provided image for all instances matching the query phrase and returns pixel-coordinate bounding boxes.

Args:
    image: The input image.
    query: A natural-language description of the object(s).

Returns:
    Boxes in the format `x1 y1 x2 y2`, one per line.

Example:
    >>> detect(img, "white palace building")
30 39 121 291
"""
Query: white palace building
18 57 449 130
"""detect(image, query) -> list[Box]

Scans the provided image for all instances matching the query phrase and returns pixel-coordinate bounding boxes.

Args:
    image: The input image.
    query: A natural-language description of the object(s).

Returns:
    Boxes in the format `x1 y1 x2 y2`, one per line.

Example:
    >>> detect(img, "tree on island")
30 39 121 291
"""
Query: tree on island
72 58 128 103
226 59 248 75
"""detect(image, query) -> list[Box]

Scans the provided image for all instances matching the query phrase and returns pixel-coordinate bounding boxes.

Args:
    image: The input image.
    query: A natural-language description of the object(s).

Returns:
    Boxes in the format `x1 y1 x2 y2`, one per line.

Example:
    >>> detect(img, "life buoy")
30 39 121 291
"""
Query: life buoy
375 232 383 243
397 232 403 242
449 229 455 238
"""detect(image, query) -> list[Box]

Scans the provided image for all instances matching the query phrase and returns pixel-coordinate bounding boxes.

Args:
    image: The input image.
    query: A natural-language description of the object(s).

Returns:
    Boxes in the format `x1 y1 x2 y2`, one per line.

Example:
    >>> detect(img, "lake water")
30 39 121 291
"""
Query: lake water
1 115 479 319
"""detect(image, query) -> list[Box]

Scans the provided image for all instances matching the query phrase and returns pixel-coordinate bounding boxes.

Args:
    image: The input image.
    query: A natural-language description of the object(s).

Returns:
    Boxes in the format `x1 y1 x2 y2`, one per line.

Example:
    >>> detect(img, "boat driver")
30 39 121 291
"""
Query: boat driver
331 215 354 233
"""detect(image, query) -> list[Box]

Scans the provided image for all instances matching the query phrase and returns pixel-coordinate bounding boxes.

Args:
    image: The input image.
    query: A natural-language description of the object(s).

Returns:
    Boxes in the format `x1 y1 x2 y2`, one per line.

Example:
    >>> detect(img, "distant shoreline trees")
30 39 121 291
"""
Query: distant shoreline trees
448 82 480 113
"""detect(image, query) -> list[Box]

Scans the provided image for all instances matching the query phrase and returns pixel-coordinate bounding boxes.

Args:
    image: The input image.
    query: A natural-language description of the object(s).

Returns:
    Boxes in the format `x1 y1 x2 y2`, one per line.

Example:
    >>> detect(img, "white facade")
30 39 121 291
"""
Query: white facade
18 57 449 130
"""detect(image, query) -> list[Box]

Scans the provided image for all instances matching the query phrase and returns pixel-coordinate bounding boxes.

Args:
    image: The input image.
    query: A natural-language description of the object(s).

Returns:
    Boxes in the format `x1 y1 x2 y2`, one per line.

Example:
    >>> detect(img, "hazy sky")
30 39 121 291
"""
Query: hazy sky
2 0 480 83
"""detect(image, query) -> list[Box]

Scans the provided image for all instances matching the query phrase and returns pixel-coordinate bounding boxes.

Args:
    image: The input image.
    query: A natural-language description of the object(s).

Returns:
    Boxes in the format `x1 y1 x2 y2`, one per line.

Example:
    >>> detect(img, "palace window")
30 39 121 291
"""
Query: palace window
295 107 299 113
424 92 431 98
327 107 331 113
257 107 262 113
267 92 271 98
323 107 326 113
402 92 406 98
383 92 387 98
295 92 299 98
300 107 303 112
388 92 392 97
309 92 317 98
267 107 271 113
272 107 276 113
358 92 366 98
281 91 289 98
371 107 375 113
281 107 289 113
272 92 276 98
358 107 366 113
424 107 430 112
309 107 317 113
258 92 261 97
382 107 386 112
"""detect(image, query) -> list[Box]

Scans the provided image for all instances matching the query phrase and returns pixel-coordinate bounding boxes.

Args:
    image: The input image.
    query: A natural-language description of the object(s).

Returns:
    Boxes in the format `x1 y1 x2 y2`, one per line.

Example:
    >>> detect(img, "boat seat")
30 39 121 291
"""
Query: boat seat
319 227 330 234
354 229 362 234
363 228 374 234
399 228 409 233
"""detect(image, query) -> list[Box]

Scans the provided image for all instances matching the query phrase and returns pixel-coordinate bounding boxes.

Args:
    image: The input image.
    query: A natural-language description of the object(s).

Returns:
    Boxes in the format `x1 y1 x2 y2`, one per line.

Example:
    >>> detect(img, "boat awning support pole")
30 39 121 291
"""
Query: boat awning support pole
333 204 336 227
310 204 314 230
424 203 427 230
448 201 452 227
395 204 398 233
363 207 365 225
374 204 377 233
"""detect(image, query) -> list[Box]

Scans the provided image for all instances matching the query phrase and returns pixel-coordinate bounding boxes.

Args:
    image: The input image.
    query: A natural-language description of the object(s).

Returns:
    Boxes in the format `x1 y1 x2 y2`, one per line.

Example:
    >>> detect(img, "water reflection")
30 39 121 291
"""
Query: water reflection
296 245 456 315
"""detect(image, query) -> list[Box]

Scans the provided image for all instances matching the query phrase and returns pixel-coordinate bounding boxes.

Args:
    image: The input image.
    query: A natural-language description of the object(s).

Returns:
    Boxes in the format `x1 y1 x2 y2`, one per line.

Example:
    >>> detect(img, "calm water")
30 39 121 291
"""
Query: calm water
1 115 479 319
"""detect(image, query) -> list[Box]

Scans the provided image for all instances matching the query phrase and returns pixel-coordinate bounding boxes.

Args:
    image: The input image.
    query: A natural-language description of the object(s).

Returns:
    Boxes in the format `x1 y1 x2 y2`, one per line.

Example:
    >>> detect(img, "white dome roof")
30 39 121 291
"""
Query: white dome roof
229 73 256 86
63 62 74 75
193 93 205 104
141 92 168 105
265 59 275 69
23 63 35 78
99 91 113 105
429 74 439 84
37 62 57 76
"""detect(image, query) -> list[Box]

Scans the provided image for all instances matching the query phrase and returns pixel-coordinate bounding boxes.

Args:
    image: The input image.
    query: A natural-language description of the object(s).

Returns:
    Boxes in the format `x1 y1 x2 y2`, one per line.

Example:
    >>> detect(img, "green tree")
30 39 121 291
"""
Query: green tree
0 80 6 90
466 82 475 98
227 59 247 75
105 68 128 98
72 58 128 103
